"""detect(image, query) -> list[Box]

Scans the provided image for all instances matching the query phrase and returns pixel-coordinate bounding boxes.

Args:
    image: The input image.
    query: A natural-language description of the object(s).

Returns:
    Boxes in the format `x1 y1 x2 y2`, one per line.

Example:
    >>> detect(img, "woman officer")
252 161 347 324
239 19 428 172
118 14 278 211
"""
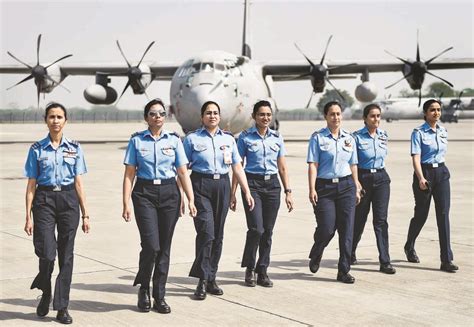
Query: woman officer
230 100 293 288
183 100 254 300
351 103 395 274
307 101 361 284
122 98 197 314
404 99 458 272
24 102 90 324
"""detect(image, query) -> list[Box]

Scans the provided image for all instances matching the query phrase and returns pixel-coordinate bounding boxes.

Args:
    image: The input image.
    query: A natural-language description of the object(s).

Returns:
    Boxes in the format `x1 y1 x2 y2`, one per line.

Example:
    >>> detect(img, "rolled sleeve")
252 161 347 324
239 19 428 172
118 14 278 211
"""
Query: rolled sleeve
349 137 358 165
124 138 137 166
75 145 87 175
231 138 242 165
237 135 246 159
174 139 189 168
277 135 286 157
183 136 193 162
306 136 319 163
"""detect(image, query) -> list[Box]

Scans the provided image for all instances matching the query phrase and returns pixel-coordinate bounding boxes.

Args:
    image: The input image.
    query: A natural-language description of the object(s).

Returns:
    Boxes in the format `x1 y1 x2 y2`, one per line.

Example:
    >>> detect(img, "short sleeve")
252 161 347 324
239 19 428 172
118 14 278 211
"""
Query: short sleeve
349 136 358 165
236 134 246 159
411 130 421 155
174 138 189 168
277 134 286 158
183 136 193 161
124 138 137 166
74 144 87 175
24 147 38 178
231 138 242 165
307 135 319 163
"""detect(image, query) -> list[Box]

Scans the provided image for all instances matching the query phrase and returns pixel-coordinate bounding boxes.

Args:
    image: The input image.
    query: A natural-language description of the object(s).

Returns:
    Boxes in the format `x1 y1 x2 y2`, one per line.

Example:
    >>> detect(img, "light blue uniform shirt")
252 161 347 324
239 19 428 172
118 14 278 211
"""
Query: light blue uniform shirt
352 127 388 170
410 122 448 164
24 135 87 186
123 129 188 180
183 127 241 174
307 127 358 179
237 126 286 175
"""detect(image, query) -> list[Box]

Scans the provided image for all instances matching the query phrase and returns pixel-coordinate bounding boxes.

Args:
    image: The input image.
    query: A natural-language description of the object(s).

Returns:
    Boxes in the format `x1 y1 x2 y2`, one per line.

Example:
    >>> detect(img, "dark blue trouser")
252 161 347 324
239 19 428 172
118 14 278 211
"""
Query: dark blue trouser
353 169 391 264
309 177 356 274
241 174 281 273
31 188 79 310
406 165 453 263
132 180 180 300
189 173 230 281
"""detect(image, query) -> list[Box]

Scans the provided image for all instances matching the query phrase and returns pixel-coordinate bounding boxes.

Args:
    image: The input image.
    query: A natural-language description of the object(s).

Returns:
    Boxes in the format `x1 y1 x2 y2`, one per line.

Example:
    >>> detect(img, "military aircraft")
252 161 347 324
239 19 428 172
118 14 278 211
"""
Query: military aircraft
1 0 473 133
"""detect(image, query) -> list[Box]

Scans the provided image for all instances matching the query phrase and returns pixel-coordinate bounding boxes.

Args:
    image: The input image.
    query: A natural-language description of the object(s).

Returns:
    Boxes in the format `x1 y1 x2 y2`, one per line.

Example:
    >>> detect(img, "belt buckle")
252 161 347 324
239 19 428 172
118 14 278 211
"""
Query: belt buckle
153 179 162 185
370 169 377 173
53 185 62 192
264 175 271 181
213 174 220 180
432 163 438 168
332 178 339 183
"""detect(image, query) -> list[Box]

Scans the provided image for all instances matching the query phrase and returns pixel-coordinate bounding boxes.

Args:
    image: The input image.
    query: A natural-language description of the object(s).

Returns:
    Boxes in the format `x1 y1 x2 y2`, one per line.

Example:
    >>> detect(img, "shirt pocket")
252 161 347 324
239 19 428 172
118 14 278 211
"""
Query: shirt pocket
246 142 259 152
161 147 175 157
320 142 330 152
38 156 49 169
138 148 151 157
357 142 369 150
422 137 433 145
269 143 280 153
63 157 76 165
439 136 448 144
193 143 207 152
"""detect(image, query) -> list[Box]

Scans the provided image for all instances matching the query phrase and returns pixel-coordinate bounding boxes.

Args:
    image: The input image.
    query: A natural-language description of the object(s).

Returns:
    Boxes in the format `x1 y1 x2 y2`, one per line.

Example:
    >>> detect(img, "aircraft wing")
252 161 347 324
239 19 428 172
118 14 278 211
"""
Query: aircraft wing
262 58 474 81
0 63 181 80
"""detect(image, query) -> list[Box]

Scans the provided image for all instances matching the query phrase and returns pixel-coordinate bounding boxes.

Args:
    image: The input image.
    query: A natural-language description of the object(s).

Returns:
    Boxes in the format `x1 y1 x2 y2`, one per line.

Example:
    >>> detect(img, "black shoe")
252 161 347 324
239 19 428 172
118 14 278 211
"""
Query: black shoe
137 287 151 312
244 268 256 287
404 247 420 263
380 263 396 274
309 256 321 273
337 272 355 284
206 280 224 295
351 254 357 265
36 293 51 317
257 272 273 288
440 261 459 273
153 299 171 314
56 309 73 324
194 279 207 300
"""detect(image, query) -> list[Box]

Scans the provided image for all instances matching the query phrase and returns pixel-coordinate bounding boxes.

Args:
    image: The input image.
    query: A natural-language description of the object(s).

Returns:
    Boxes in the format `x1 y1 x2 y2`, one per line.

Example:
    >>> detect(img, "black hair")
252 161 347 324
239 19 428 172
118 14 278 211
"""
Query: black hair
200 101 221 117
44 102 67 121
144 98 165 119
252 100 272 117
422 99 442 121
323 101 342 116
363 103 381 118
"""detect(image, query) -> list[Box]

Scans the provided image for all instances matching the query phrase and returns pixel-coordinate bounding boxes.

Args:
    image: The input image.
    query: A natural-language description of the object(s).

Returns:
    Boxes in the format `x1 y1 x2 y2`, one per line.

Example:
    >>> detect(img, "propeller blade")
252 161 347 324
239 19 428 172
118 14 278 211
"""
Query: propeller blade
320 35 333 65
325 77 345 101
416 30 420 62
37 84 41 109
144 90 150 101
384 50 412 66
116 40 131 68
327 62 357 72
426 70 454 87
44 75 71 93
7 51 32 69
45 54 73 69
305 91 315 109
37 34 42 66
6 74 34 90
385 72 413 89
418 90 422 107
116 81 131 104
294 43 316 67
137 41 155 67
425 47 453 65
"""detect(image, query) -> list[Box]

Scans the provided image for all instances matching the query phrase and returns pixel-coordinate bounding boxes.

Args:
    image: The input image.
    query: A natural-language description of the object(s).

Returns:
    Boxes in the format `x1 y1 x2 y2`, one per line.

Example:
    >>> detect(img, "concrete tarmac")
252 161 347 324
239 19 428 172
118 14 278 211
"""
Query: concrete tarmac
0 120 473 326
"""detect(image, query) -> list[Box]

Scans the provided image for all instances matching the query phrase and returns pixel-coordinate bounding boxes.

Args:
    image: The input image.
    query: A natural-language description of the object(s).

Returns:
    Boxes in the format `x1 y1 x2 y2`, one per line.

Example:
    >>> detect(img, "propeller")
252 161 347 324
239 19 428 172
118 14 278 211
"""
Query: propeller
385 30 454 106
112 40 155 103
6 34 73 108
294 36 356 107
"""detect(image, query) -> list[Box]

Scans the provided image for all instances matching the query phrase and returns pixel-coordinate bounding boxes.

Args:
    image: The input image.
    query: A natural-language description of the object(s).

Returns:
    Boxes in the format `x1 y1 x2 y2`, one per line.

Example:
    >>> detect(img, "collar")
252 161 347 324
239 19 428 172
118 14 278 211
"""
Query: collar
249 125 277 137
143 129 170 140
360 126 384 136
422 122 439 132
41 134 69 149
199 126 223 137
321 127 348 139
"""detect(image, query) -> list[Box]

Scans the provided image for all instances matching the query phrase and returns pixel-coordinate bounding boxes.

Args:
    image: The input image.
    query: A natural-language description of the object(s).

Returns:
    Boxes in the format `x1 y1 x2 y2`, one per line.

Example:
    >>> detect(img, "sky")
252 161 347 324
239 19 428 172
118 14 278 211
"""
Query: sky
0 0 473 110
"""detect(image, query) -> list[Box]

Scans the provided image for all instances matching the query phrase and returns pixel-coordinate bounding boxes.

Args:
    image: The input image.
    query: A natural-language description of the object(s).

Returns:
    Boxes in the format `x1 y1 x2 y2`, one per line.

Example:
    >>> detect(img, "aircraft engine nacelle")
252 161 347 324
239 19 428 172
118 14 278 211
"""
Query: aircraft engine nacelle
84 84 118 105
355 82 378 103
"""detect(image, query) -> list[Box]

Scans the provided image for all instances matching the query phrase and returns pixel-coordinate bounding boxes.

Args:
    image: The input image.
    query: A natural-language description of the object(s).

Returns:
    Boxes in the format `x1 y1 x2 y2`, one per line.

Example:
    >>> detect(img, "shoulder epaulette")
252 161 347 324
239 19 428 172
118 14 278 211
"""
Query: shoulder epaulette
351 130 361 136
131 131 143 138
241 129 249 136
68 139 80 146
380 129 388 137
186 129 198 136
169 132 180 138
31 141 41 149
413 126 422 132
271 130 280 137
223 130 234 137
311 130 320 138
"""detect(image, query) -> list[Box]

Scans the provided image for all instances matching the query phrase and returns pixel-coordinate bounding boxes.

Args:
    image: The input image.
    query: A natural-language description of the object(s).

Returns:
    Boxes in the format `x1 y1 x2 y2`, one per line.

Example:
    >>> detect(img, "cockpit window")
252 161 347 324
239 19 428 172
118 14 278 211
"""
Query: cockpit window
214 63 225 71
201 62 213 72
192 63 200 72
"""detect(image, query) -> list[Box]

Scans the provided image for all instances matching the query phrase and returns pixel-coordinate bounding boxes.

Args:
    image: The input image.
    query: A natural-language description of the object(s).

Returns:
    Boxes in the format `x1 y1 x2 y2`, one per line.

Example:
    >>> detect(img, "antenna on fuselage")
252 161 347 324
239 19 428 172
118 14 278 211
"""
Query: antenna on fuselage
242 0 252 58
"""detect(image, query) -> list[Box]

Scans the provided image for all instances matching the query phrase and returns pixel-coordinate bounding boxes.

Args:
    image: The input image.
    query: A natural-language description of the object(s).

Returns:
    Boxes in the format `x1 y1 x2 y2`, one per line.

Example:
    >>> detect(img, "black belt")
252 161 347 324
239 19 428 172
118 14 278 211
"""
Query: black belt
245 173 277 181
421 162 445 169
358 168 385 174
37 184 75 191
136 177 176 185
317 175 352 184
191 172 229 180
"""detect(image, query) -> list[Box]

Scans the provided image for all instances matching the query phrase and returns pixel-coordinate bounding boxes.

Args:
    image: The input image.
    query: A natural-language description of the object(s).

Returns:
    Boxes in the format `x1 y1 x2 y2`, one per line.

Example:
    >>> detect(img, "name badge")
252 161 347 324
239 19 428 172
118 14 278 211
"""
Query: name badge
223 149 232 165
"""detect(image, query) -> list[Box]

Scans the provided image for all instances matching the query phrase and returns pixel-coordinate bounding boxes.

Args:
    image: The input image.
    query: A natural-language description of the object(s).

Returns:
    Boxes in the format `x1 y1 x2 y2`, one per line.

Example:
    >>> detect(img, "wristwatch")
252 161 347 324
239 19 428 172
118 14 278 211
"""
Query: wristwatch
284 189 292 194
